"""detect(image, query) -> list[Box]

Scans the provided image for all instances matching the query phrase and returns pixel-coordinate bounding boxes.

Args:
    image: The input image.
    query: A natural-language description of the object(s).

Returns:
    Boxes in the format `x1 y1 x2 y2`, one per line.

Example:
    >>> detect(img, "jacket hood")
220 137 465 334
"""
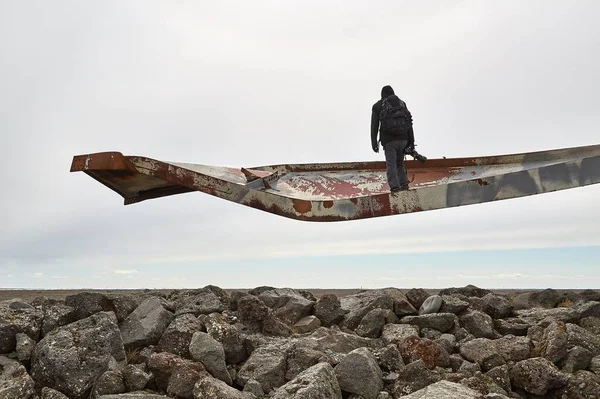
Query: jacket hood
381 85 395 98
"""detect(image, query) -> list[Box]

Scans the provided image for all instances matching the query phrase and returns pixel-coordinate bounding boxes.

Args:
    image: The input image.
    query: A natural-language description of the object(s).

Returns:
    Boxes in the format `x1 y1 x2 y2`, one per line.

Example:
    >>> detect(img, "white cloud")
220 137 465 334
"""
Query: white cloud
113 270 140 275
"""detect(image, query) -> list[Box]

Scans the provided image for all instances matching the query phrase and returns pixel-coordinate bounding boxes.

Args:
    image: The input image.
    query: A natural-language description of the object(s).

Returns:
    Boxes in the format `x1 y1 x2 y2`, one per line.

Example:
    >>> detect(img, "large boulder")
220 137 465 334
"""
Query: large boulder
381 323 419 345
509 357 567 396
293 315 321 334
405 288 431 309
401 380 483 399
192 376 246 399
237 340 289 392
419 295 442 315
90 370 126 398
147 352 208 399
119 297 174 349
285 338 329 381
31 297 77 337
566 323 600 356
340 291 394 330
479 294 513 319
0 299 43 353
105 294 142 322
537 321 568 363
515 308 579 325
236 295 269 333
258 288 314 324
40 387 70 399
65 292 116 320
355 308 398 338
493 335 532 362
378 287 418 317
313 294 345 327
400 313 456 333
204 313 247 364
31 311 126 399
189 332 232 385
174 287 229 316
310 327 376 354
512 288 561 310
334 347 383 399
0 362 36 399
439 285 491 298
459 338 506 371
439 295 470 315
272 362 342 399
398 337 450 369
392 359 442 397
459 310 495 339
157 313 204 358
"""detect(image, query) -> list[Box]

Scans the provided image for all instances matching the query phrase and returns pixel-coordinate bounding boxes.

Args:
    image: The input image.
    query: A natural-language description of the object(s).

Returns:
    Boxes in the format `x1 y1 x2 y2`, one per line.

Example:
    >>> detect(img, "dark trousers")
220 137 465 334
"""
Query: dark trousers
383 140 409 190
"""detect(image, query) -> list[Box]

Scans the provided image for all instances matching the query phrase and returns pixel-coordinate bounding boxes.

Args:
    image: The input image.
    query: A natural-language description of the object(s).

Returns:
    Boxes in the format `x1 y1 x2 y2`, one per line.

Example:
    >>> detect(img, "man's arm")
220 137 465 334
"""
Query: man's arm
406 106 415 148
371 107 379 152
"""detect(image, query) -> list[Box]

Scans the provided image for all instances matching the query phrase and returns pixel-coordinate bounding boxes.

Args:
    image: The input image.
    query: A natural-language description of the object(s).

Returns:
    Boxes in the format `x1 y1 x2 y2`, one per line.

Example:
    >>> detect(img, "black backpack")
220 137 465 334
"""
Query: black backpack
379 96 410 134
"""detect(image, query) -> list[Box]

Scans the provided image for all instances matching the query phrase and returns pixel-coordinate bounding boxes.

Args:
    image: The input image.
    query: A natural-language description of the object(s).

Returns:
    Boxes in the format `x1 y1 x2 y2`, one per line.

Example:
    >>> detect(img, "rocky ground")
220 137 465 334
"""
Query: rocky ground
1 285 599 399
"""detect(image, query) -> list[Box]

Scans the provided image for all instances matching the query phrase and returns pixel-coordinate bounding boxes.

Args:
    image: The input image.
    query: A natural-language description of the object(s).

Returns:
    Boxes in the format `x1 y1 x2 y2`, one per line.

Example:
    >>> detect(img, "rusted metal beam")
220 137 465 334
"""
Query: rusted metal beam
70 144 600 221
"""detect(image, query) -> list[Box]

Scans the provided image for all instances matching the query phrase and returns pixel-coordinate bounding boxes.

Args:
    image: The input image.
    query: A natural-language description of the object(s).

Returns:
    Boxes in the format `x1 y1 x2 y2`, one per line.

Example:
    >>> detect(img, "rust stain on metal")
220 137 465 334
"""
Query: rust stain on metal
70 144 600 222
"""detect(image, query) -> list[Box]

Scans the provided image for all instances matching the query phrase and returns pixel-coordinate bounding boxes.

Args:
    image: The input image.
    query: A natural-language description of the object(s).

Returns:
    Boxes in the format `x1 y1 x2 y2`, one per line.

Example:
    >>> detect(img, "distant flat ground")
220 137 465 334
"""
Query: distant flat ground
1 288 594 303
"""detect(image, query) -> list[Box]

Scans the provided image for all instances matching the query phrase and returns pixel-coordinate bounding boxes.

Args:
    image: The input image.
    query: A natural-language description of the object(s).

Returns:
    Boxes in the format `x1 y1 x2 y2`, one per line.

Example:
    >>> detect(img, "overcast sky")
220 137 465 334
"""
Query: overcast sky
1 1 599 290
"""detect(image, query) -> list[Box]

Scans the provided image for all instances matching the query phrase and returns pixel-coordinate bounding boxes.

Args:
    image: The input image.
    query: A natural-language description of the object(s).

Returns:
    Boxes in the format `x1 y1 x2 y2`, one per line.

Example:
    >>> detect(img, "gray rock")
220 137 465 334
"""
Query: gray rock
580 316 600 335
378 287 417 317
590 355 600 374
459 310 495 339
0 299 43 353
421 328 442 340
376 392 392 399
175 288 228 316
105 294 142 322
262 312 292 337
272 362 342 399
552 370 600 399
237 341 289 392
381 323 419 345
193 376 246 399
334 347 383 399
122 364 151 391
0 362 36 399
15 332 35 362
439 285 491 298
509 357 567 396
41 387 70 399
459 338 506 371
400 313 456 333
258 288 314 324
237 295 270 333
392 359 442 397
119 297 174 349
435 333 456 355
439 295 470 315
313 294 346 327
310 327 376 354
285 338 328 381
493 335 532 362
376 344 405 372
400 380 483 398
147 352 208 399
480 294 513 319
419 295 442 315
242 379 264 396
32 297 77 337
539 321 568 363
515 308 579 325
65 292 116 320
405 288 431 309
91 370 126 398
493 318 530 336
458 360 481 375
575 300 600 318
398 337 450 369
566 323 600 355
204 313 247 364
560 346 592 372
460 374 508 396
340 290 394 330
356 308 398 338
485 364 511 393
30 311 126 399
157 313 203 358
189 331 232 385
293 315 321 334
512 288 561 310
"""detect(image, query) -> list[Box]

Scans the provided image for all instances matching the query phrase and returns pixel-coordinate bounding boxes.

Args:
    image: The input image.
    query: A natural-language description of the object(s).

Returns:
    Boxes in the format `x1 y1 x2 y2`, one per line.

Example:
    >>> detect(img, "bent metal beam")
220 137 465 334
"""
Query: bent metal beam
70 144 600 222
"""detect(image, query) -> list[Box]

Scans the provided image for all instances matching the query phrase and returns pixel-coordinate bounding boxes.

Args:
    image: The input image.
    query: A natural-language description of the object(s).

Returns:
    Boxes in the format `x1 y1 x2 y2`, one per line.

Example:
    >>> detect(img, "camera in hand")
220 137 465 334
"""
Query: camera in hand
405 145 427 163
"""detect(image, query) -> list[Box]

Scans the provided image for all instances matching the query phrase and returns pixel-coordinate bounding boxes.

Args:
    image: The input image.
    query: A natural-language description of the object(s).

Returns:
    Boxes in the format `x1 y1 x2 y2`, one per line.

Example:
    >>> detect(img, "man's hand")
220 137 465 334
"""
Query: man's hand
372 144 379 153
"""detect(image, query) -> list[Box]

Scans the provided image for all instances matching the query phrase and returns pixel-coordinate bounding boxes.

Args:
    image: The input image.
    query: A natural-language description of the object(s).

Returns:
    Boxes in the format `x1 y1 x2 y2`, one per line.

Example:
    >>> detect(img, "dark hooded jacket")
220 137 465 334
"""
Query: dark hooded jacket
371 86 414 148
